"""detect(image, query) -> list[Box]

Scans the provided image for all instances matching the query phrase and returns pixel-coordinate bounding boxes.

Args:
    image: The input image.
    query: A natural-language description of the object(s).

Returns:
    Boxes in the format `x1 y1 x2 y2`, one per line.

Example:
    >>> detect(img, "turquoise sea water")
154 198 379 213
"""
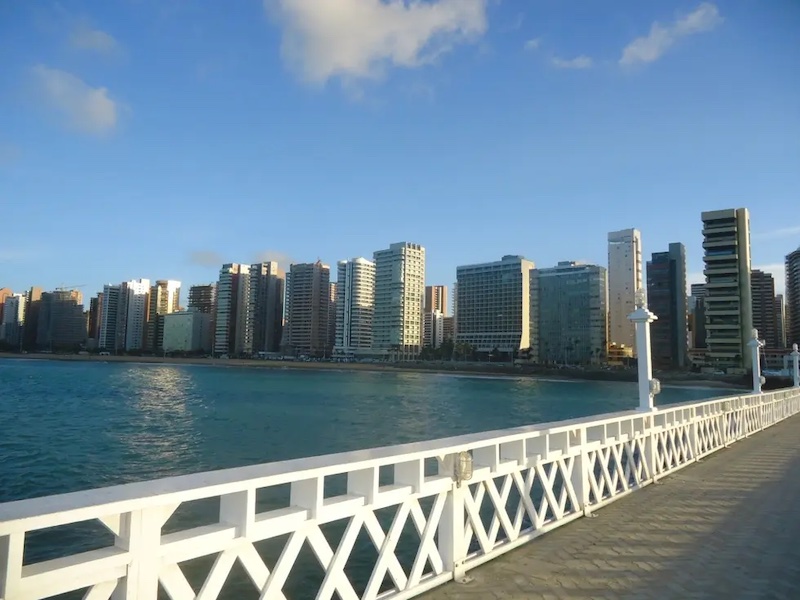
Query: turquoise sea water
0 359 730 598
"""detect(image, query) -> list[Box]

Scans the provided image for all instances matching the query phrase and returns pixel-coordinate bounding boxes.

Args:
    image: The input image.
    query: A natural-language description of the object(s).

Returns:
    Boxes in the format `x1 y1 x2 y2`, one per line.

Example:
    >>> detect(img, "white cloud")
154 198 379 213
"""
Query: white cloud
266 0 488 84
551 55 593 69
32 65 119 136
70 23 120 55
523 38 541 51
620 2 722 66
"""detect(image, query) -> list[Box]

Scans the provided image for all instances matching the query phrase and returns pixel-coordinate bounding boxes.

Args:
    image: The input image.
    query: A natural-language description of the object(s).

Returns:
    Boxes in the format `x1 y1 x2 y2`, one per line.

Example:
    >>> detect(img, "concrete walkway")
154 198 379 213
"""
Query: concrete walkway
423 415 800 600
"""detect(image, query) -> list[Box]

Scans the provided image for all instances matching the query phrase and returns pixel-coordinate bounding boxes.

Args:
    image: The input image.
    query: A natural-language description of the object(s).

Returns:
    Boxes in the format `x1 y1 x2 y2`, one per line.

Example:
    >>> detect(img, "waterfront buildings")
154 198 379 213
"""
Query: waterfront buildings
328 282 337 357
701 208 753 370
188 283 216 352
98 285 121 352
373 242 426 360
455 255 535 356
608 229 642 355
214 263 250 356
22 287 43 351
424 285 448 316
246 262 284 355
162 309 209 353
646 243 688 369
283 261 331 357
787 247 800 346
442 316 455 342
36 290 86 350
87 294 101 345
121 279 151 352
750 270 779 348
0 288 11 328
532 261 607 365
0 293 26 347
423 310 444 349
334 258 378 358
146 280 181 352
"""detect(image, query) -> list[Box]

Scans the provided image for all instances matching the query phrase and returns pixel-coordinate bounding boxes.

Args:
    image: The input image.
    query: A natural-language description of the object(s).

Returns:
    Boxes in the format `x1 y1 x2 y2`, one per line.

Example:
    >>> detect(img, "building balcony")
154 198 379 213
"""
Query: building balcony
702 239 737 249
704 266 739 276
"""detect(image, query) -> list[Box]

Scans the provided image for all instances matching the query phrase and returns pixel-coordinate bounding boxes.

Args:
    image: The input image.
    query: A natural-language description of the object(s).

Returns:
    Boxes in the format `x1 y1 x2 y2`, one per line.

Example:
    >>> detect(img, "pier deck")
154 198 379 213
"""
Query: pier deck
424 414 800 600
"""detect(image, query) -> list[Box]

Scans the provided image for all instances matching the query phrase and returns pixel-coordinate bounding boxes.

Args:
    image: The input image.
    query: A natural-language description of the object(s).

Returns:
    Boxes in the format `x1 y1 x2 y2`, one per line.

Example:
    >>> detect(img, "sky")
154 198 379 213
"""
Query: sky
1 0 799 306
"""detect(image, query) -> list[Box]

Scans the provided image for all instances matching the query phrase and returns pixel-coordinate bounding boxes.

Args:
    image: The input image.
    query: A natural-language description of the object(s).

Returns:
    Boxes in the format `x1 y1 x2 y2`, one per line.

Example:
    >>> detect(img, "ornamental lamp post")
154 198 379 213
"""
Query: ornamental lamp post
628 288 660 412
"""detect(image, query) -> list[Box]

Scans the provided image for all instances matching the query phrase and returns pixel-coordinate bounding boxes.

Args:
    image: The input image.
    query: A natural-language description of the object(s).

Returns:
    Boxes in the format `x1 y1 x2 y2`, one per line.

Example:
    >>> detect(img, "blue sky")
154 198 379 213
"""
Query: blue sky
1 0 799 304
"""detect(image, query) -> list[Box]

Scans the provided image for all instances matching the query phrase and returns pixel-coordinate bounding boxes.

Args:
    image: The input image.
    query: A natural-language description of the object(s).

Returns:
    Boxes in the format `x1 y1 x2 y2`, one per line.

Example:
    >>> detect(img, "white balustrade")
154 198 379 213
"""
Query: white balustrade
2 387 800 600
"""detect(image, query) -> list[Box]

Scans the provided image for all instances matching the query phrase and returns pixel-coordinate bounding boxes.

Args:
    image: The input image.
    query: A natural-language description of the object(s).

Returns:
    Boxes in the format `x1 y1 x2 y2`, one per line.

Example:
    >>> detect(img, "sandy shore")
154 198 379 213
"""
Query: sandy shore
0 352 746 390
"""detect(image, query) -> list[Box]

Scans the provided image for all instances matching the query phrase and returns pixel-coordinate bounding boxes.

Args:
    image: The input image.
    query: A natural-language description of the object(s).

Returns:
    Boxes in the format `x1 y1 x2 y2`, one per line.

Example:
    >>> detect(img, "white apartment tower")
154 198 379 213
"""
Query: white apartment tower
334 258 375 358
455 255 535 355
123 279 151 351
608 228 643 355
372 242 426 360
702 208 753 369
1 294 26 346
214 263 250 356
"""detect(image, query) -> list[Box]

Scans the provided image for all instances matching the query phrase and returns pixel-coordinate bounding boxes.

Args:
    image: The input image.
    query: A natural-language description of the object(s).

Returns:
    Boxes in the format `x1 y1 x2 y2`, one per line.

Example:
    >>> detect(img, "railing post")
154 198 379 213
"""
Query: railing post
112 508 167 600
0 533 24 599
570 428 591 514
438 454 469 583
628 288 660 412
643 414 659 482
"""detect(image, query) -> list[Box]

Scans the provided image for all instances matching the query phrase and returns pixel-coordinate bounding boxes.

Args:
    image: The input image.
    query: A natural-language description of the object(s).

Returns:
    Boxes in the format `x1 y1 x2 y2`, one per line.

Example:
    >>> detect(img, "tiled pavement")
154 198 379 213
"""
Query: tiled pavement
423 415 800 600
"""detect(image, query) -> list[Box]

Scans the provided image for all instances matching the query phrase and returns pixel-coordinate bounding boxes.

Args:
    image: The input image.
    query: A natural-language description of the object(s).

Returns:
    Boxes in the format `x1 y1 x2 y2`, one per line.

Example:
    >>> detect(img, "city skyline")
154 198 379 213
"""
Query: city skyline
1 2 798 301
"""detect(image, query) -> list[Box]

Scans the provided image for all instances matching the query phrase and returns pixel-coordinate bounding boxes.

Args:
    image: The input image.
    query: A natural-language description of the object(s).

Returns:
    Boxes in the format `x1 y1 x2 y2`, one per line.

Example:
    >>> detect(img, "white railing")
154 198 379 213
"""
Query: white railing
1 387 799 600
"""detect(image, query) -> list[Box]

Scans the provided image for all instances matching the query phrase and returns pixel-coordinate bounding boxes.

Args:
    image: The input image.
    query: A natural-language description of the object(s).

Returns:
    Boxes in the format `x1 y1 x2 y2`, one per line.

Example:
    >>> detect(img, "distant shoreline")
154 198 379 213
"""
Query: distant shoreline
0 352 746 391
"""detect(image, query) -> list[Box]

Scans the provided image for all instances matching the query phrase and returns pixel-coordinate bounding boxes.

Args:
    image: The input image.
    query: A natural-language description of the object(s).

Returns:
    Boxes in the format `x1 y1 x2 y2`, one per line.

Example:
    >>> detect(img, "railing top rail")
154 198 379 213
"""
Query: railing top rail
1 387 795 534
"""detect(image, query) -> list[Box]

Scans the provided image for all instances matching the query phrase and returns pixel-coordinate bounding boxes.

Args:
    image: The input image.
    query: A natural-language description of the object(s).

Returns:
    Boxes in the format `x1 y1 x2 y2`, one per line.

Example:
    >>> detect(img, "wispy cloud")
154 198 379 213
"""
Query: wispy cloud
188 251 224 267
69 22 121 55
551 55 593 69
752 225 800 241
620 2 722 66
523 38 541 51
253 250 296 271
266 0 488 84
31 65 120 136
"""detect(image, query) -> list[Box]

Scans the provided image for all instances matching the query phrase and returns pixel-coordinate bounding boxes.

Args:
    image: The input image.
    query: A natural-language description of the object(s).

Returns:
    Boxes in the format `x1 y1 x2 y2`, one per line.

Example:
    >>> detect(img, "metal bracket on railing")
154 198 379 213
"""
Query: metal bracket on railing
454 451 473 488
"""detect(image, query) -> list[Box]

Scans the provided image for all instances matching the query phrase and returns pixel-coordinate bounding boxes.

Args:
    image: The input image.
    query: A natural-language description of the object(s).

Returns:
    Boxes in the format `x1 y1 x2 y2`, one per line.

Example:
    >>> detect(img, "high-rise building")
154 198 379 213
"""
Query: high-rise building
424 285 448 316
188 283 217 352
423 310 444 349
531 261 607 365
688 284 707 350
98 284 121 352
701 208 753 370
146 280 180 352
1 294 26 347
121 279 151 351
328 282 337 355
36 290 86 350
750 270 779 348
646 243 688 369
0 288 12 329
22 287 43 351
608 229 643 355
162 309 209 353
455 255 535 356
775 294 787 348
87 294 102 342
246 262 284 355
334 258 376 358
214 263 250 356
373 242 426 360
442 316 455 342
283 261 331 357
787 247 800 347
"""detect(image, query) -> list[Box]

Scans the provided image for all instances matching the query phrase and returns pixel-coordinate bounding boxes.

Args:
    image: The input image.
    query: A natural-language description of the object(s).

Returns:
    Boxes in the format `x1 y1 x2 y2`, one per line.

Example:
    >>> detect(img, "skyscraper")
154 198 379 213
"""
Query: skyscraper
98 284 121 352
88 294 102 343
608 229 643 355
750 270 779 348
0 294 26 347
787 247 800 347
701 208 753 370
145 280 181 352
22 287 43 351
531 261 607 365
122 279 151 351
775 294 787 348
0 288 11 329
689 284 707 350
424 285 448 316
646 243 688 369
328 282 337 355
455 255 535 357
214 264 250 356
188 283 217 353
283 261 331 357
36 290 86 351
246 262 285 355
373 242 426 360
334 258 376 358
